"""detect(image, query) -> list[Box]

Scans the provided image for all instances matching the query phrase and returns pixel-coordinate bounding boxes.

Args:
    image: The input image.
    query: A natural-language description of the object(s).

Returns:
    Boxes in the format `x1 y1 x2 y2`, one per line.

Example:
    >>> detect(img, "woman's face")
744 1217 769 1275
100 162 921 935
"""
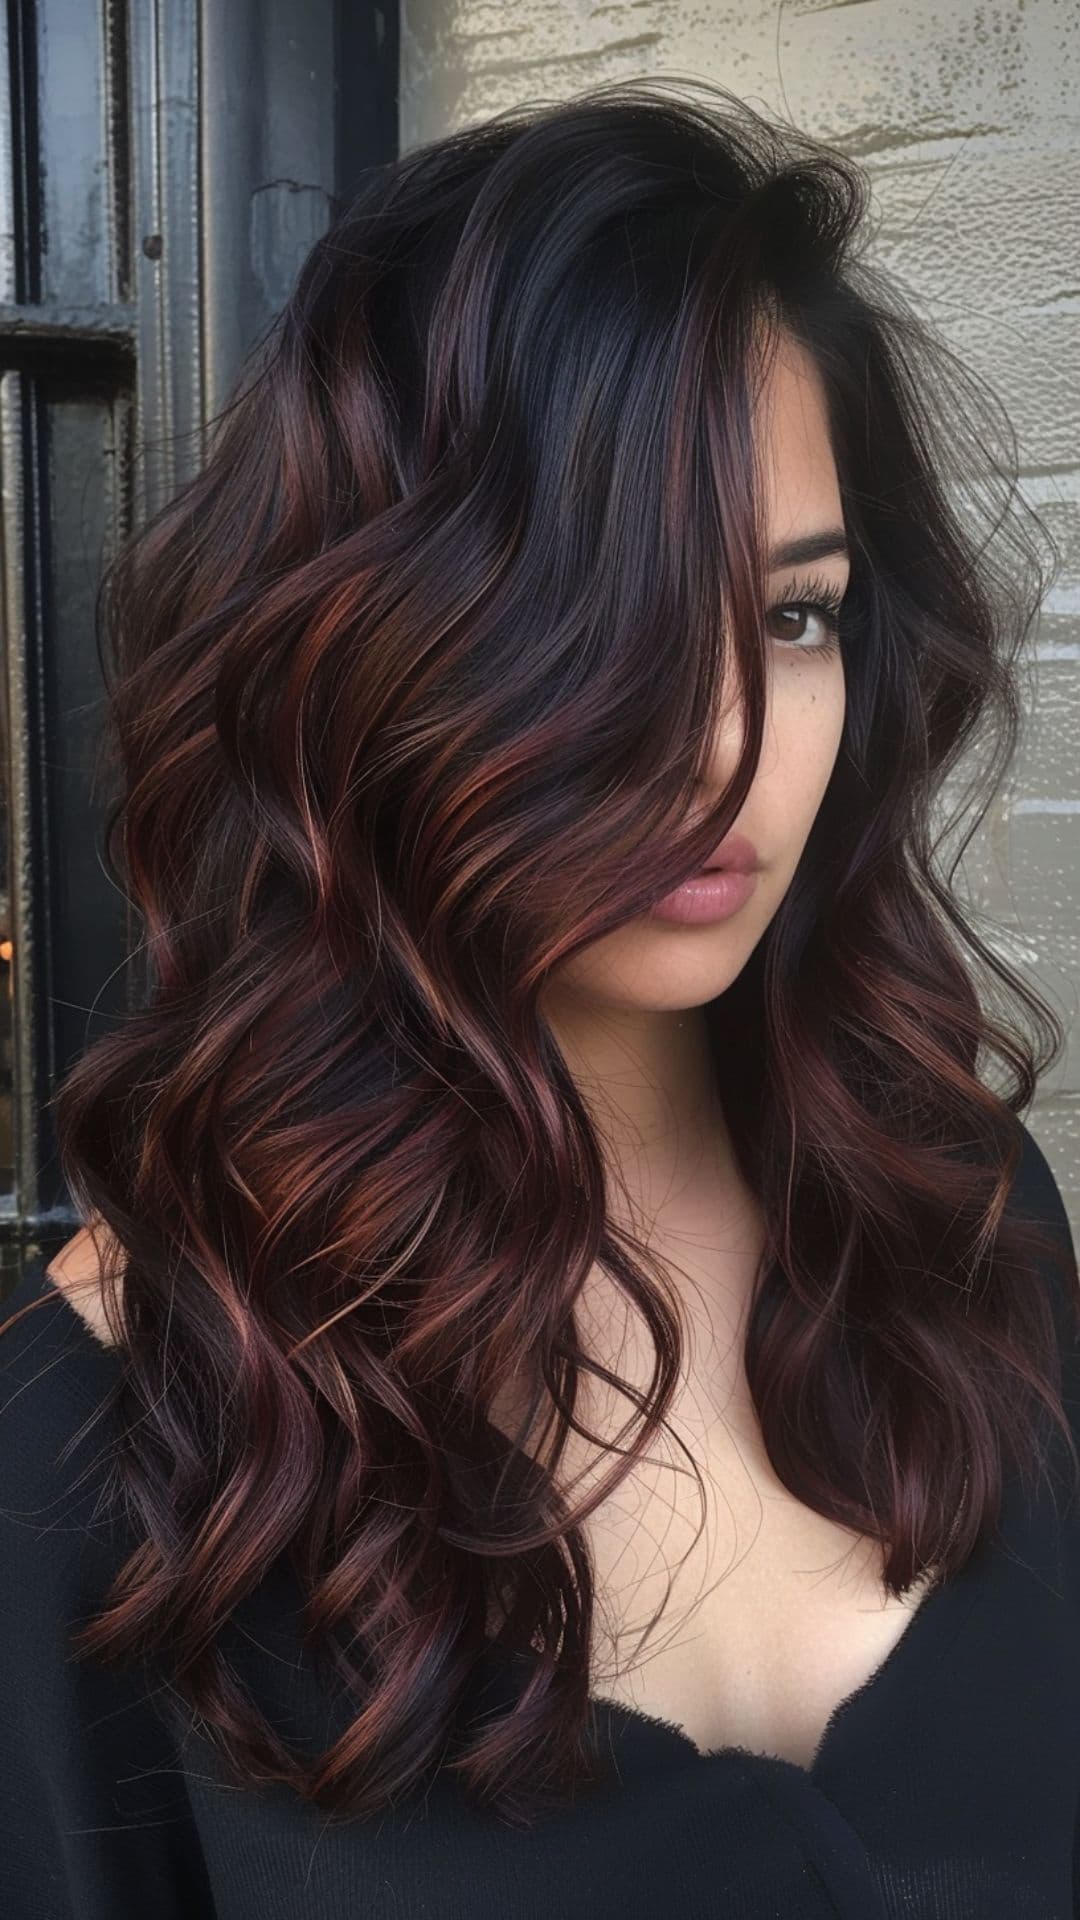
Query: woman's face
549 333 849 1017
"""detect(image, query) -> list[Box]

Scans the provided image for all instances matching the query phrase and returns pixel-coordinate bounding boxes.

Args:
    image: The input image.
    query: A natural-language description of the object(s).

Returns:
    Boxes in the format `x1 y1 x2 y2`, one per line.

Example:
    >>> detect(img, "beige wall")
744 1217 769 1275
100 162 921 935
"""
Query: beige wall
400 0 1079 1228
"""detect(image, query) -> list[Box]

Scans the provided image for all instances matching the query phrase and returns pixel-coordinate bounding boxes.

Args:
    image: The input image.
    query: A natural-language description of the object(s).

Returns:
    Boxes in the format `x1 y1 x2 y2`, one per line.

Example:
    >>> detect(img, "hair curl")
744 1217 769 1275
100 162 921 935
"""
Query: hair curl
6 76 1079 1825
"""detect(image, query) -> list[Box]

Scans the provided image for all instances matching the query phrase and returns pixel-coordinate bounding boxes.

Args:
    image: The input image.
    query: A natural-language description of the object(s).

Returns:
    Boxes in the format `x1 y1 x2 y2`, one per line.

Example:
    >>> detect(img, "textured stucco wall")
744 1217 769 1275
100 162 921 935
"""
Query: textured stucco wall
400 0 1079 1226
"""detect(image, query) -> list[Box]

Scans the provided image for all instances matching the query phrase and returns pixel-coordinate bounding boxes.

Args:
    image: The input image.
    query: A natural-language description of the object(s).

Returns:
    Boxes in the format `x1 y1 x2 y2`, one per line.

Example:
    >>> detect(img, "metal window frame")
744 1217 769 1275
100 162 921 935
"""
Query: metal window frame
0 0 398 1284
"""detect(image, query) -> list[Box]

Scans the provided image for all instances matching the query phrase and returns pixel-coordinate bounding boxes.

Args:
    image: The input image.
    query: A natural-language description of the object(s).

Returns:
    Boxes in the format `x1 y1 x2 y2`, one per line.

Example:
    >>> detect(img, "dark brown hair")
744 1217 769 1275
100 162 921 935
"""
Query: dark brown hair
6 76 1078 1824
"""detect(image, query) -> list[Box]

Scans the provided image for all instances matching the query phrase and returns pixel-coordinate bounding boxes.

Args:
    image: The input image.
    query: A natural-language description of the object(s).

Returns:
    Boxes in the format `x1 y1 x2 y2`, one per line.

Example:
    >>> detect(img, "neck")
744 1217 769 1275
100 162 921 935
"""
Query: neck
540 996 753 1238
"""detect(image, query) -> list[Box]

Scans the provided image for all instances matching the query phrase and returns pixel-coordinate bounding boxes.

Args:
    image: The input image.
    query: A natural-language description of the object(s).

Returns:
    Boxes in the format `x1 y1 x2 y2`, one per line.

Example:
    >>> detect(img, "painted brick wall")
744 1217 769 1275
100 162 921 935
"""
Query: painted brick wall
400 0 1079 1231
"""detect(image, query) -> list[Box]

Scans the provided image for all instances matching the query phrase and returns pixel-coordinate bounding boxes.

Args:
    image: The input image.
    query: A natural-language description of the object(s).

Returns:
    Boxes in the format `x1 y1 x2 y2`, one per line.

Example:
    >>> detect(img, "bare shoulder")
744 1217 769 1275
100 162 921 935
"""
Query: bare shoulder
45 1217 124 1349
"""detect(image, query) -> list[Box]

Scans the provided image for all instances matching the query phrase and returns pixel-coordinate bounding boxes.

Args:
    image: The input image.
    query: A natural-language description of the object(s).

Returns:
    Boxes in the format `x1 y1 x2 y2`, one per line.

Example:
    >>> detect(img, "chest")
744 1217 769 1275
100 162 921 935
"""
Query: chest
494 1230 937 1773
582 1427 936 1768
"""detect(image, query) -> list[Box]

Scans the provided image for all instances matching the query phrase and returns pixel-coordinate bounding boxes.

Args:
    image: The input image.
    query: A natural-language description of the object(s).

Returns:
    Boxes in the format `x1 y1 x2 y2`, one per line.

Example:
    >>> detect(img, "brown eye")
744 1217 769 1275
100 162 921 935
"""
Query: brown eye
767 598 841 657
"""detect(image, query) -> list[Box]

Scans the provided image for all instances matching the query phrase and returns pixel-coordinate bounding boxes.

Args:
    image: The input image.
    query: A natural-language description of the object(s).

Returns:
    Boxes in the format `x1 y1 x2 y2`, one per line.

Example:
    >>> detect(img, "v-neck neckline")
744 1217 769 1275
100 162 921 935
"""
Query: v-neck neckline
588 1487 1002 1786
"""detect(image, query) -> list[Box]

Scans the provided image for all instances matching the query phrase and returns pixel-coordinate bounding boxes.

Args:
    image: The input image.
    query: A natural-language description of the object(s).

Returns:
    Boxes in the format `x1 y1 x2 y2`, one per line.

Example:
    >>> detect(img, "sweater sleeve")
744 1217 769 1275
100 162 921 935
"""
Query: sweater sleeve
1010 1136 1080 1917
1009 1122 1080 1920
1011 1120 1080 1397
0 1256 216 1919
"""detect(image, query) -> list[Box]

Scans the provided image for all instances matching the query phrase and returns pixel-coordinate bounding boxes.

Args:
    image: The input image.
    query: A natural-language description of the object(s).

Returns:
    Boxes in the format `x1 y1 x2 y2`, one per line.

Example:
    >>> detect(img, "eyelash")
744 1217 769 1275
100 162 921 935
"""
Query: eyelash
767 567 846 657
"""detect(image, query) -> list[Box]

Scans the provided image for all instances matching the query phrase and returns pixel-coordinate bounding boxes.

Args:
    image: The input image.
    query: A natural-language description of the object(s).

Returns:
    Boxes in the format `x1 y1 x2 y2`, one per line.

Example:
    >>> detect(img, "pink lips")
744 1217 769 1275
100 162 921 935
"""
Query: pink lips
699 831 759 875
649 829 761 925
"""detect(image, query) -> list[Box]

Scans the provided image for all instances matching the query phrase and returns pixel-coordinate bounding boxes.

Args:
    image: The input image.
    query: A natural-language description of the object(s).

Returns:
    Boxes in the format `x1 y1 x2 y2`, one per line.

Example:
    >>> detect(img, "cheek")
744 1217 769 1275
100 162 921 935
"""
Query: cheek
767 661 846 819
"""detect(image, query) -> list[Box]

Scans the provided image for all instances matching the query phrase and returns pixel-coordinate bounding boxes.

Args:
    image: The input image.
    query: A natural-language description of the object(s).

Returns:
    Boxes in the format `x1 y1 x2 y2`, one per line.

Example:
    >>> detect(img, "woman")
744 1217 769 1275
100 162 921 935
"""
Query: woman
1 77 1077 1918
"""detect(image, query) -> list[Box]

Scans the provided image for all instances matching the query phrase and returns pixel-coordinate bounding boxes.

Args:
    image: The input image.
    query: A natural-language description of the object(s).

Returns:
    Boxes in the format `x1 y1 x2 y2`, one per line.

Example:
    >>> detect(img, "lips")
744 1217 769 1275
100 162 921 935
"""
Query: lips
699 831 759 874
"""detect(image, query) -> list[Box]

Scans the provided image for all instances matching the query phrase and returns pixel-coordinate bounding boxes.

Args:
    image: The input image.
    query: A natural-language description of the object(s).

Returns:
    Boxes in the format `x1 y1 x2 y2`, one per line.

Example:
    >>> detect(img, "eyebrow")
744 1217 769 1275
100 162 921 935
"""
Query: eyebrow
768 529 850 571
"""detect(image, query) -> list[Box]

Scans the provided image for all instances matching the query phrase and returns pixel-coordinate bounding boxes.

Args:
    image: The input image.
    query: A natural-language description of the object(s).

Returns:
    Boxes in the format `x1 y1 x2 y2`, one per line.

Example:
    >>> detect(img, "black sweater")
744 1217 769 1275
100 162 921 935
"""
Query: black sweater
1 1120 1078 1919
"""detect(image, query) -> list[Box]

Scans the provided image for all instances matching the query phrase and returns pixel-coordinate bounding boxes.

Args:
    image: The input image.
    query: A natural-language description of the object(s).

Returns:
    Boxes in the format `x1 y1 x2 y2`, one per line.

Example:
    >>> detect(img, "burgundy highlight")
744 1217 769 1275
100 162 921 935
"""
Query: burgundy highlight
5 78 1078 1825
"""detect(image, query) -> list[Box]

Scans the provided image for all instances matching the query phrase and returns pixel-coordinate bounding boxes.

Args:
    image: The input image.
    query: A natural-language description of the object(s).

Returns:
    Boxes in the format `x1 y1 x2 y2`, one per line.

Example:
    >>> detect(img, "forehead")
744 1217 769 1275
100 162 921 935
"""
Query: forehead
753 335 844 553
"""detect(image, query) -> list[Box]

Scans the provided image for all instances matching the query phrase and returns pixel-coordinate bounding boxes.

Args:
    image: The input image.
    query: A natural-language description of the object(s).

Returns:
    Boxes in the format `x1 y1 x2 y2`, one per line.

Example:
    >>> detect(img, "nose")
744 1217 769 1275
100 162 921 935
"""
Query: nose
704 642 765 793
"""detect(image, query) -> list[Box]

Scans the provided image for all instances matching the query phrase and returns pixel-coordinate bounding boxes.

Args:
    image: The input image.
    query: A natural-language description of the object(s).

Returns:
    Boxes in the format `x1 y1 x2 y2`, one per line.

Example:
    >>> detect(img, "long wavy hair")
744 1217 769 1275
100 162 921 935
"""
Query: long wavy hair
7 77 1079 1824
